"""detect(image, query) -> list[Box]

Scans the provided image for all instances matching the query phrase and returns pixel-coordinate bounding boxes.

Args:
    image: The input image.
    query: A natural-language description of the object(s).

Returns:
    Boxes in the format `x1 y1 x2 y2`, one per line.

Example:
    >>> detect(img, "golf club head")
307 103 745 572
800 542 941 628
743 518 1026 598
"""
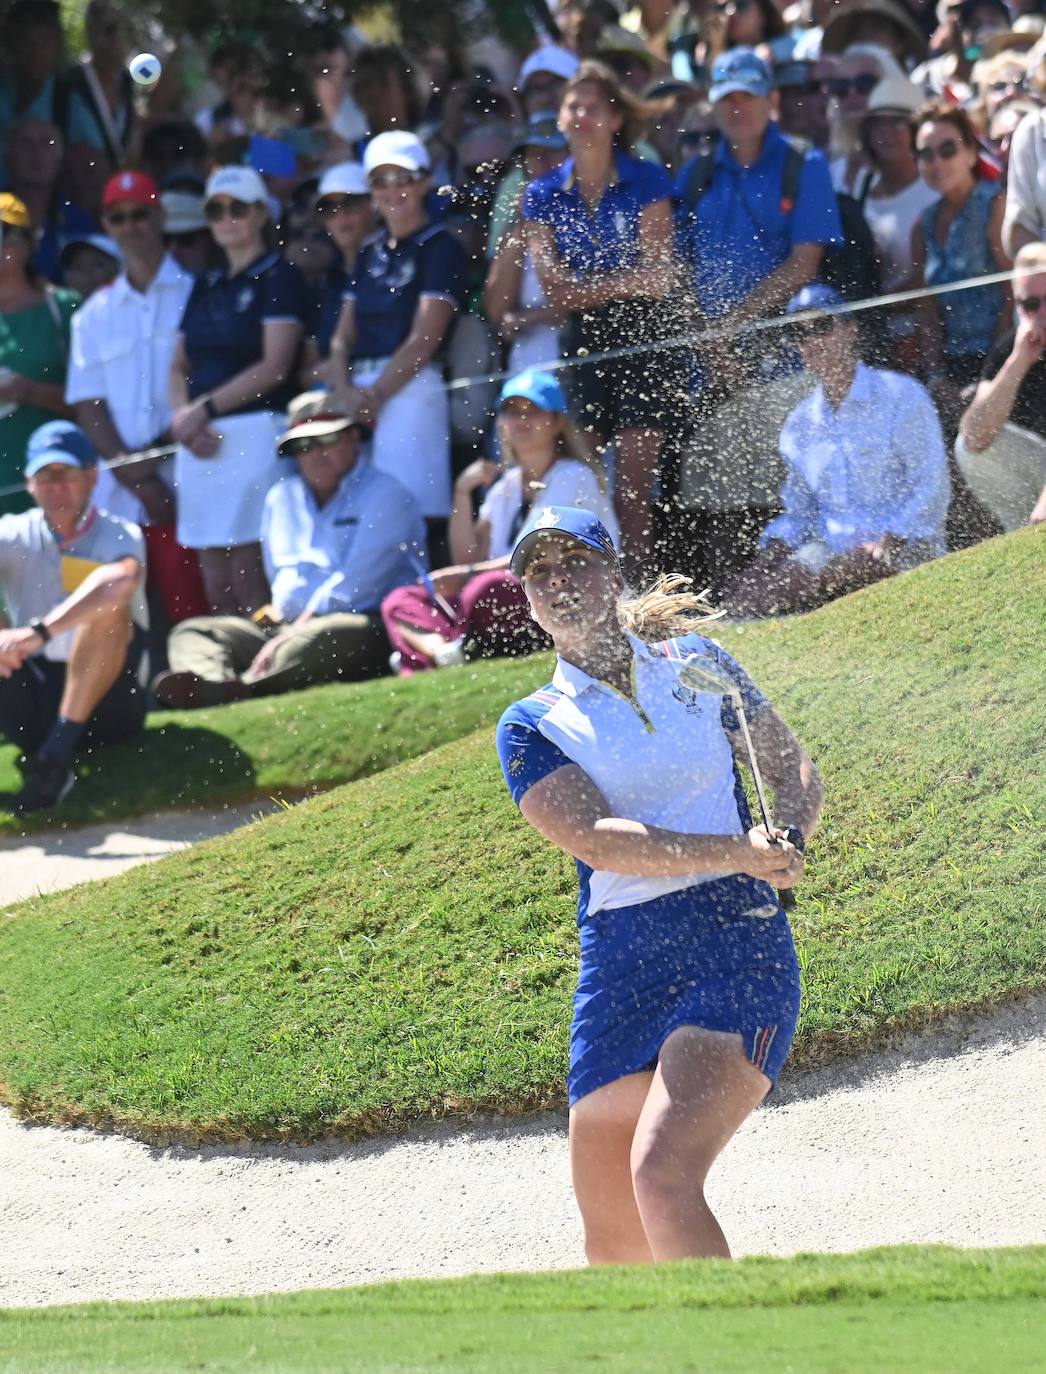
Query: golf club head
678 654 742 705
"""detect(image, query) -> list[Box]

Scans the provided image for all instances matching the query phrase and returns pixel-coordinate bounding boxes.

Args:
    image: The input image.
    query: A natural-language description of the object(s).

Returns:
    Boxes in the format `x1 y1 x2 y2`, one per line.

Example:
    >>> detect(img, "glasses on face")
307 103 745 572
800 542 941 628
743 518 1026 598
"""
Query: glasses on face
204 198 253 223
988 75 1027 94
104 206 151 227
315 195 370 216
825 72 879 98
367 170 418 189
915 138 961 164
793 314 837 341
1016 294 1046 313
283 431 347 457
680 127 721 151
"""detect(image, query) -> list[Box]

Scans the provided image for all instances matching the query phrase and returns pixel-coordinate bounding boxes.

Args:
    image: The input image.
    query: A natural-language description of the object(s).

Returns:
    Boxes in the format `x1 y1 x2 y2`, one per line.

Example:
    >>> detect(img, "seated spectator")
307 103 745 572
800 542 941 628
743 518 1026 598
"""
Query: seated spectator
911 99 1012 445
913 0 1010 101
0 193 78 518
722 283 949 618
973 48 1032 126
381 369 619 674
58 232 121 300
151 391 425 708
958 240 1046 524
989 97 1042 171
0 422 146 815
1001 102 1046 256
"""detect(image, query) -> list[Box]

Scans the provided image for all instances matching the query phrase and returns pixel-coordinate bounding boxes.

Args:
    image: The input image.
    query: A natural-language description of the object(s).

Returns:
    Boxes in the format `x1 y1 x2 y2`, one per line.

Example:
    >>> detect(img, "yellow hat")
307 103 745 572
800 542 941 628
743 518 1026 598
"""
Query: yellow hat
0 193 31 231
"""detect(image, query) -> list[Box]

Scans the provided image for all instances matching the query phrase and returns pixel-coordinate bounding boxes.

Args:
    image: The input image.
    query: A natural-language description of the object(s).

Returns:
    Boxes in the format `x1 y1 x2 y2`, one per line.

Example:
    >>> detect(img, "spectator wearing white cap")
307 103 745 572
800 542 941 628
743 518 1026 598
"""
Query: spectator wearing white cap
326 131 468 554
301 162 375 377
169 165 309 616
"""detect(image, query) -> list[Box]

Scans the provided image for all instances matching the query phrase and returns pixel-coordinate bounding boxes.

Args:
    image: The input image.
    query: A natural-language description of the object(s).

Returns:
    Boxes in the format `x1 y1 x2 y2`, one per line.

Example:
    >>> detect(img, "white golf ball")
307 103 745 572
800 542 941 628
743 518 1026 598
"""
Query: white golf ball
129 53 162 87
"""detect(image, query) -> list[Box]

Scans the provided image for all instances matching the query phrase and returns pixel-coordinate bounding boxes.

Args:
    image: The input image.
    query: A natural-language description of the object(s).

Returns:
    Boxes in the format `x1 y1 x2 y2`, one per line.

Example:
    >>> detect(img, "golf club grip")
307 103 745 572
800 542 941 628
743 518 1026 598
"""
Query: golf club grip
778 887 796 910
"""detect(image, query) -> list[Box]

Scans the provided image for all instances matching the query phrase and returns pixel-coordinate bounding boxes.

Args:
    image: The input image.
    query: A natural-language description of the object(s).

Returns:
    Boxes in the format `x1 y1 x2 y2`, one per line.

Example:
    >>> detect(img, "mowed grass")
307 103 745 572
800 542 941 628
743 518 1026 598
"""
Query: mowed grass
0 654 553 834
2 1247 1044 1374
0 530 1042 1140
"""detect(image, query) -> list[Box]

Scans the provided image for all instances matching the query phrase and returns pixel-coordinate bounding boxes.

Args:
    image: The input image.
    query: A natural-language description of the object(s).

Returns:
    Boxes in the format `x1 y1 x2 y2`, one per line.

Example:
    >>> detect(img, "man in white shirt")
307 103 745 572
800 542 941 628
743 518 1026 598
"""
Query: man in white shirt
65 169 205 624
1003 105 1046 259
152 392 427 708
723 283 950 618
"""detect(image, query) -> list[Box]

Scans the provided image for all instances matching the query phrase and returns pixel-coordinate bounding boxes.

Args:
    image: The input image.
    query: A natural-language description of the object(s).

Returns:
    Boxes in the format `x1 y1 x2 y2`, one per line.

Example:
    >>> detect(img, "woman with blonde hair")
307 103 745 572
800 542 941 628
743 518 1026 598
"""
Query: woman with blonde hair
381 370 618 674
496 504 823 1264
524 59 684 572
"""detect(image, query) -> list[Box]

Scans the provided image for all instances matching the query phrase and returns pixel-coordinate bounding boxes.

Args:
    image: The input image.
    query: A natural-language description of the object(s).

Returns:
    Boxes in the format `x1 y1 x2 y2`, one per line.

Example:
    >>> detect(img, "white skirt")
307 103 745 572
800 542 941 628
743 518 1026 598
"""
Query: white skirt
176 410 285 549
352 362 451 519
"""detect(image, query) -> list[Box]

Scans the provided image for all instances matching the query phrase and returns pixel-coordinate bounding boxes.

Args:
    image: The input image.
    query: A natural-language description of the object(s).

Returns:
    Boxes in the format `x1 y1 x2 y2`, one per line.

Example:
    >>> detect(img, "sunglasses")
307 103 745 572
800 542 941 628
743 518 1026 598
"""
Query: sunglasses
316 195 370 216
680 127 721 149
104 206 151 227
204 198 253 222
792 314 837 340
1016 294 1046 313
915 138 962 163
825 73 879 98
283 431 348 457
368 170 419 189
988 75 1027 93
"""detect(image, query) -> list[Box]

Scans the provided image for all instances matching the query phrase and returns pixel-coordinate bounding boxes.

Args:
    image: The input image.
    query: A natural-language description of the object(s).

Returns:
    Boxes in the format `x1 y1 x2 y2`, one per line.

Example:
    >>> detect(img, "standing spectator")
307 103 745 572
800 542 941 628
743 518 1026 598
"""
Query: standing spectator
958 240 1046 525
825 44 904 195
911 100 1011 432
66 170 206 626
525 60 683 570
350 45 424 137
0 423 146 815
913 0 1011 100
161 188 215 277
169 165 308 615
1002 105 1046 256
382 370 618 674
989 97 1042 170
820 0 929 69
326 131 467 557
140 121 210 192
0 193 77 517
75 0 135 173
302 162 375 375
152 391 425 709
722 283 949 618
484 114 571 374
775 60 829 145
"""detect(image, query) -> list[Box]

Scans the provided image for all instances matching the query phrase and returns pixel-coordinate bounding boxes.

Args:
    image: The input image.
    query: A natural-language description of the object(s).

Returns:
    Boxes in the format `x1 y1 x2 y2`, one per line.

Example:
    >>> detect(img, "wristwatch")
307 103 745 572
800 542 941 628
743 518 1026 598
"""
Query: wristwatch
30 620 51 644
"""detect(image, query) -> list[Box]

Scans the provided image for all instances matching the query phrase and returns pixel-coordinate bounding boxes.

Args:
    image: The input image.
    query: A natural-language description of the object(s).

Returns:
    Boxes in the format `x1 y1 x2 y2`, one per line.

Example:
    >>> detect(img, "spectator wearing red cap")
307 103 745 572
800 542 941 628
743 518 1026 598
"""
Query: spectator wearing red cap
66 170 207 628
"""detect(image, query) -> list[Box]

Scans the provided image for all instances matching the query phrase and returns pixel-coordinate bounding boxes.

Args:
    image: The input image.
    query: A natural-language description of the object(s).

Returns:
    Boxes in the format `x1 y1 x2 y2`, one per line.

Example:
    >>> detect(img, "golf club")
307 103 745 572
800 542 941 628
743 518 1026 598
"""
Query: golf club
679 652 798 911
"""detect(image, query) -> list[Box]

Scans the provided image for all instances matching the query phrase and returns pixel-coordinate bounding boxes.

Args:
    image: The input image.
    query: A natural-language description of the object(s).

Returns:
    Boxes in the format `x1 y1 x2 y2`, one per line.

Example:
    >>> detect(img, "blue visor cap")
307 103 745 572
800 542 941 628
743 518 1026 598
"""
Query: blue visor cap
709 47 773 102
786 281 846 314
499 369 568 414
510 505 619 578
24 422 99 478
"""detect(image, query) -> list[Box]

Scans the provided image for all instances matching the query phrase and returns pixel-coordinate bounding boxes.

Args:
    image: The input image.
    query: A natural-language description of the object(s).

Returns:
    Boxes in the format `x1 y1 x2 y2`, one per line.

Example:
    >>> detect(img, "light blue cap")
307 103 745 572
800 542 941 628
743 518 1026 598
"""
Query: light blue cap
709 47 773 103
24 421 99 478
498 369 568 415
510 505 619 578
786 281 846 314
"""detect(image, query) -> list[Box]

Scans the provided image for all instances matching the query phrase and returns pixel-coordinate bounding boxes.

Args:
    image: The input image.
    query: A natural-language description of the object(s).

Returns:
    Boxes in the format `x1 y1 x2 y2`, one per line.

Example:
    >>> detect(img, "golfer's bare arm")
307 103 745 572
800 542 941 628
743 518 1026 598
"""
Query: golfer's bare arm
519 766 801 885
734 705 825 840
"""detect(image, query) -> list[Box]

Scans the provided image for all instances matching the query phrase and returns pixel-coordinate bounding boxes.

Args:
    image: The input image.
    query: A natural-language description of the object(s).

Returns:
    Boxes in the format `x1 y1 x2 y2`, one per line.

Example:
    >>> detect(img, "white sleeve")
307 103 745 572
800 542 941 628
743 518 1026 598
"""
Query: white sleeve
64 307 106 405
1004 112 1046 241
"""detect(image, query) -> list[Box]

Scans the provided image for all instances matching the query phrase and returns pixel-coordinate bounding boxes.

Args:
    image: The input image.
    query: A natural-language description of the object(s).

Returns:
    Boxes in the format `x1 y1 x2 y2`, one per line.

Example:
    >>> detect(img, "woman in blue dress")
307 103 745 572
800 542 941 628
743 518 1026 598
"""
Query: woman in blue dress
496 505 824 1263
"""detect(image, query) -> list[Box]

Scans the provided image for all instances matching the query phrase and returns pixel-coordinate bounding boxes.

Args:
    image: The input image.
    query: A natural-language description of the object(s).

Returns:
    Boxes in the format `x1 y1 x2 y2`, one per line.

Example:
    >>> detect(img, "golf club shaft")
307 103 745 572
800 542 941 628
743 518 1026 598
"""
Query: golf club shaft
733 697 796 911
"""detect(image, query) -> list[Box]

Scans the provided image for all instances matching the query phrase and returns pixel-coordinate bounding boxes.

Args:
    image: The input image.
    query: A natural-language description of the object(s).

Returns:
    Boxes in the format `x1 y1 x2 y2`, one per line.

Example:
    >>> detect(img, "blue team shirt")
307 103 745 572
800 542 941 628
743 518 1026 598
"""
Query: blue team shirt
496 632 769 923
522 148 673 278
312 262 349 359
180 250 309 413
676 124 841 317
344 222 467 361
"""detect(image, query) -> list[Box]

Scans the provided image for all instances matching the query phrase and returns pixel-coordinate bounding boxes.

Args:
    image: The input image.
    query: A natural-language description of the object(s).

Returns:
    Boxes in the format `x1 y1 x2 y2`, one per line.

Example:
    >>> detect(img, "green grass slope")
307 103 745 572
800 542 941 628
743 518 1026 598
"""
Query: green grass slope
0 530 1042 1141
0 654 553 834
3 1248 1044 1374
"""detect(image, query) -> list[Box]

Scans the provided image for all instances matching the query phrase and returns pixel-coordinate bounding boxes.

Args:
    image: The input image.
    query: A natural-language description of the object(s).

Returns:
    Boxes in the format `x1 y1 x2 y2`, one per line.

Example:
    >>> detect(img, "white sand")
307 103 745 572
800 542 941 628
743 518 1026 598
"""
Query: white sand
1 808 1043 1309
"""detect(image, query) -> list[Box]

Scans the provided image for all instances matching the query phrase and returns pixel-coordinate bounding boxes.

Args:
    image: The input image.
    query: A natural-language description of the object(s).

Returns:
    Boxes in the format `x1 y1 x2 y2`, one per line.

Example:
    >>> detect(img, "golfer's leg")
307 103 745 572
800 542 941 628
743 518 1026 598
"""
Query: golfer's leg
630 1026 769 1261
569 1070 655 1266
58 610 132 723
260 613 387 694
167 616 267 681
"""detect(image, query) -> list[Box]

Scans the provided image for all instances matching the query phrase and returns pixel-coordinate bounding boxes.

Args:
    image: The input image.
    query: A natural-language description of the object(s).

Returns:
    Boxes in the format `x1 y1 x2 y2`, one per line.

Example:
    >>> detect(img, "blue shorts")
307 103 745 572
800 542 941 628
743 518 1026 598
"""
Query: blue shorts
569 874 801 1106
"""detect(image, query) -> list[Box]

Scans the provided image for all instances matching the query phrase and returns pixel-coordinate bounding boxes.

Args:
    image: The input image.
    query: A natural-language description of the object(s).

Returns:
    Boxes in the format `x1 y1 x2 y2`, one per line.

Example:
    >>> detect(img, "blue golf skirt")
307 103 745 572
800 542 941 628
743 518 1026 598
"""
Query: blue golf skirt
569 874 802 1106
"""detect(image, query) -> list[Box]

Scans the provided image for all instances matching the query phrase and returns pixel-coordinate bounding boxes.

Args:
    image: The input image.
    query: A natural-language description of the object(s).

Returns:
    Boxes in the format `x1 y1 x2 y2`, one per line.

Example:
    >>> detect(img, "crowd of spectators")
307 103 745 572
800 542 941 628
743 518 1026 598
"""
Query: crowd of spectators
0 0 1044 816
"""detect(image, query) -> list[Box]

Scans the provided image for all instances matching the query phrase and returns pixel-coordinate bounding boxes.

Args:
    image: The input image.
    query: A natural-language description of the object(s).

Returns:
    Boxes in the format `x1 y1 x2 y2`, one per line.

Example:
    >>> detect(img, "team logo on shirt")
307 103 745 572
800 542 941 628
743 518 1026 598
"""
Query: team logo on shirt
672 682 706 715
368 245 415 292
236 286 255 312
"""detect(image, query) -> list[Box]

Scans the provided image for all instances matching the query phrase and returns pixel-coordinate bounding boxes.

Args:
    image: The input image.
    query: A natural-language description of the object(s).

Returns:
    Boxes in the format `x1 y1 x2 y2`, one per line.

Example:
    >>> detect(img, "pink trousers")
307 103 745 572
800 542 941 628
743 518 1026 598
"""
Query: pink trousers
381 570 549 674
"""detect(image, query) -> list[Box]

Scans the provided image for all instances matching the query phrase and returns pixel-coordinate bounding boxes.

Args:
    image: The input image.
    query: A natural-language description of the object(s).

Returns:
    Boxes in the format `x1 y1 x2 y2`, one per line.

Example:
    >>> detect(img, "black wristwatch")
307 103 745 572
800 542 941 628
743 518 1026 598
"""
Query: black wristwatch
203 395 218 419
30 620 51 644
781 825 805 853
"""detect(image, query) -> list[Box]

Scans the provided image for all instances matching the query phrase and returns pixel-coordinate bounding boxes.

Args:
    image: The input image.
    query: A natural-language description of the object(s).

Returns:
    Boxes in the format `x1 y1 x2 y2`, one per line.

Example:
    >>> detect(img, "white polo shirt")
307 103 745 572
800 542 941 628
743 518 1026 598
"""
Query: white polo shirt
497 632 771 922
65 254 194 523
478 460 620 561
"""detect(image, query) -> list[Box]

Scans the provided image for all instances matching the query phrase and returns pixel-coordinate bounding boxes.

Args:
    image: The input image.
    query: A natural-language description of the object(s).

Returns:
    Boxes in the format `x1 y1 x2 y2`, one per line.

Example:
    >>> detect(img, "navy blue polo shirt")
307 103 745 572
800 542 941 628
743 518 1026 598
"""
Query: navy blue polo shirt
312 262 349 359
344 222 467 362
522 149 673 279
181 250 309 413
676 124 841 317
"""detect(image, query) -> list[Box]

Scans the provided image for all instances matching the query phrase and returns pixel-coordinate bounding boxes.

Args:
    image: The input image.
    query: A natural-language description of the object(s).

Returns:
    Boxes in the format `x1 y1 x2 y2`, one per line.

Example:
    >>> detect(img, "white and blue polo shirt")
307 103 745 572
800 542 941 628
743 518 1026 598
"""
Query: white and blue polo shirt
496 632 769 924
181 250 309 413
522 149 673 279
344 222 467 362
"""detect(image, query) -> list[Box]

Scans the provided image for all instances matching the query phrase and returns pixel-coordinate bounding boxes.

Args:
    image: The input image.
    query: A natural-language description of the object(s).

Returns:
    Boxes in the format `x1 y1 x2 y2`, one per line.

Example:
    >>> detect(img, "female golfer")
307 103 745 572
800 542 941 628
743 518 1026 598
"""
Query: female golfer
496 506 824 1264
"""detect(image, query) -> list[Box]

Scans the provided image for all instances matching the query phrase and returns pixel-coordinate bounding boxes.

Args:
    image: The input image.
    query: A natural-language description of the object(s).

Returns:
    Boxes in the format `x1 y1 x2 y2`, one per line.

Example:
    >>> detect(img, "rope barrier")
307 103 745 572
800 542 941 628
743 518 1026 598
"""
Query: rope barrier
0 266 1021 501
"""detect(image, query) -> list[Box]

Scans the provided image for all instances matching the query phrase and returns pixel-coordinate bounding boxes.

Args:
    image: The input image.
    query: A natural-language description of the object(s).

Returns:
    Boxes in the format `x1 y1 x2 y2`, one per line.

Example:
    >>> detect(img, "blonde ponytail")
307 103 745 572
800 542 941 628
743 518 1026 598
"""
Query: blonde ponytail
618 574 722 640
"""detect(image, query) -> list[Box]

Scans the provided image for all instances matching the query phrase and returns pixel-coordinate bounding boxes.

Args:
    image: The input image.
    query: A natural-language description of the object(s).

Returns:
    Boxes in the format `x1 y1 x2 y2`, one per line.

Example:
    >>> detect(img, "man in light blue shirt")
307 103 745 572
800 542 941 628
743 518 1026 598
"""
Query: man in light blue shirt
152 392 426 707
723 284 949 618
